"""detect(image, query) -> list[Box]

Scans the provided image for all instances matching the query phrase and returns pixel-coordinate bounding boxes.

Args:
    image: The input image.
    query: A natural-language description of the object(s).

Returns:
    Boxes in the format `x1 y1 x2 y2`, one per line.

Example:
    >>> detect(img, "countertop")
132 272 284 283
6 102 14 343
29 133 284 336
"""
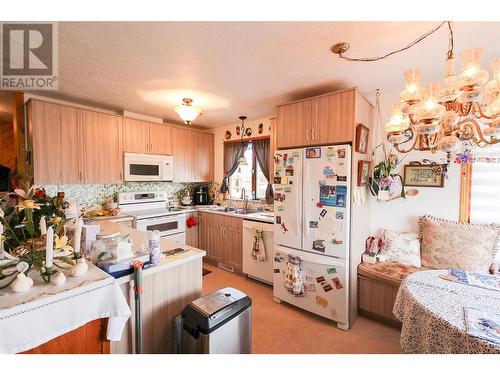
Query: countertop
94 220 206 285
155 205 275 224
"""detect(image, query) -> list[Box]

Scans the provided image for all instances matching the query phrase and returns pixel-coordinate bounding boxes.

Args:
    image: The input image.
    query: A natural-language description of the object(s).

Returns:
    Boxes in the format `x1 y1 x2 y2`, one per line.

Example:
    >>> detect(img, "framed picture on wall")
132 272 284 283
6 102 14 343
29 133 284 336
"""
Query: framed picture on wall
357 160 371 186
355 123 369 154
404 164 444 187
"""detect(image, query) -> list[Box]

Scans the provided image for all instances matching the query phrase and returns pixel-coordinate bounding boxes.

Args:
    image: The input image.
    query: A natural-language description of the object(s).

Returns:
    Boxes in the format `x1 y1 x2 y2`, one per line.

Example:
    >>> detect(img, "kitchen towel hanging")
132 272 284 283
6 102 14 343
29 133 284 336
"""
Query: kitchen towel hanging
251 227 266 261
284 254 304 297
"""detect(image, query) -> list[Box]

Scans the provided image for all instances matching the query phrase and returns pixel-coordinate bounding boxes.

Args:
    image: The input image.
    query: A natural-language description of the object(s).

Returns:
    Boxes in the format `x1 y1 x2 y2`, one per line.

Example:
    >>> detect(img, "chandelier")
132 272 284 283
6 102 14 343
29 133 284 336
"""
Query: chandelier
331 22 500 155
174 98 202 125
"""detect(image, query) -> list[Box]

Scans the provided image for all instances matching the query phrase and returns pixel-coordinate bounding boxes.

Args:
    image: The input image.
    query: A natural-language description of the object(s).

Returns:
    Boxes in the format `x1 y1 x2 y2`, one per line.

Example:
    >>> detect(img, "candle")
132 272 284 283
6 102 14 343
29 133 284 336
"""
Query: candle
0 223 4 260
39 216 47 235
46 226 54 269
73 218 83 255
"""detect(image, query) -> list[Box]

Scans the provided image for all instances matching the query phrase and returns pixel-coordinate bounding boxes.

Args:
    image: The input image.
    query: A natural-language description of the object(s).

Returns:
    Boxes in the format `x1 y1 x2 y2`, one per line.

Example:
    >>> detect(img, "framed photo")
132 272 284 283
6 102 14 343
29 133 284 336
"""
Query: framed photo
357 160 371 186
355 123 369 154
404 164 444 187
305 147 321 158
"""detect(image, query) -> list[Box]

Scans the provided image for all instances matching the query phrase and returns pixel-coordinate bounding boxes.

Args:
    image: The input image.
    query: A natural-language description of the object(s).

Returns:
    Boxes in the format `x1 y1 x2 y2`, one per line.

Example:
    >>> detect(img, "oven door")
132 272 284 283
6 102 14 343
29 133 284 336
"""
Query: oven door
136 214 186 237
124 154 162 182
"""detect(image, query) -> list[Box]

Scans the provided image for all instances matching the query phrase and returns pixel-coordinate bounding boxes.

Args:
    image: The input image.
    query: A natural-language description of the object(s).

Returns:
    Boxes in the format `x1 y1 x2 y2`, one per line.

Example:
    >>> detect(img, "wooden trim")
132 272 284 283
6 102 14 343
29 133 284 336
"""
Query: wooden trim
276 87 357 107
459 163 473 223
223 135 270 144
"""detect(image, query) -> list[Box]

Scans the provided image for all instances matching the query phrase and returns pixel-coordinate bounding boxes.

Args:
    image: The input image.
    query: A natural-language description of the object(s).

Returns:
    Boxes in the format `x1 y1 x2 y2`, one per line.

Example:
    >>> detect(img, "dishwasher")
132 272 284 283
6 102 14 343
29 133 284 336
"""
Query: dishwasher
242 219 274 285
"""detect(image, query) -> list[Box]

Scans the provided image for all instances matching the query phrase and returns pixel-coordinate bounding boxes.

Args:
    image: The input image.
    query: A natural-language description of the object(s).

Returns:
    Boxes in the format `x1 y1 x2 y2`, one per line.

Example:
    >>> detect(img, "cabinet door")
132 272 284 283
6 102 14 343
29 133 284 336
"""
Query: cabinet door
313 90 355 144
80 111 123 184
149 123 173 155
122 118 150 154
276 100 312 149
220 216 243 271
208 222 224 262
172 127 195 182
194 132 214 182
185 212 199 248
30 101 82 185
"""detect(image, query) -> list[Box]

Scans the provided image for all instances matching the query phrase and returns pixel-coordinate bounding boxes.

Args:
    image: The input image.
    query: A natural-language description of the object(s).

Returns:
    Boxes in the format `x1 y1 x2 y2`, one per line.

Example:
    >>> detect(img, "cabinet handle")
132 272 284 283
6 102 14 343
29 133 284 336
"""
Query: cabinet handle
306 128 310 141
146 143 149 151
223 228 227 237
219 227 223 236
312 128 316 140
79 171 83 181
120 171 123 181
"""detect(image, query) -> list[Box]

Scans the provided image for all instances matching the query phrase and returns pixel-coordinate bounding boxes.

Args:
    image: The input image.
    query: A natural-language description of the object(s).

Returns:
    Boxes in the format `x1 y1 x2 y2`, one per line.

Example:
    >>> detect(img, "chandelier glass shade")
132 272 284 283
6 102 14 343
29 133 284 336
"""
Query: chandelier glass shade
385 48 500 154
174 98 202 125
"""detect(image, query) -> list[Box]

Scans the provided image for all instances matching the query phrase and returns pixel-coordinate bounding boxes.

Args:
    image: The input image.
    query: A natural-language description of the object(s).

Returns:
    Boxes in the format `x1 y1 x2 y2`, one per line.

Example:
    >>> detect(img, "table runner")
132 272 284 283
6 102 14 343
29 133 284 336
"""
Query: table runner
0 264 131 354
393 270 500 354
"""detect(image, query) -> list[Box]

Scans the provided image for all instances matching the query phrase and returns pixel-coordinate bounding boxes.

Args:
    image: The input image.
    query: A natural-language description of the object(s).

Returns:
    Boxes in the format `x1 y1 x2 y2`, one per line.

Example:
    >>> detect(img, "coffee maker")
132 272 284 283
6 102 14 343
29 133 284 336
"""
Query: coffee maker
194 186 210 205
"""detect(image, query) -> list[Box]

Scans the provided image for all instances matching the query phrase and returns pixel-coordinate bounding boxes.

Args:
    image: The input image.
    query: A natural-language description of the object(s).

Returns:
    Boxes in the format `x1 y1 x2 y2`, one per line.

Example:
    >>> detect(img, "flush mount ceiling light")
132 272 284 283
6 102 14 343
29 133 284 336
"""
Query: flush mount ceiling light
174 98 202 125
331 21 500 156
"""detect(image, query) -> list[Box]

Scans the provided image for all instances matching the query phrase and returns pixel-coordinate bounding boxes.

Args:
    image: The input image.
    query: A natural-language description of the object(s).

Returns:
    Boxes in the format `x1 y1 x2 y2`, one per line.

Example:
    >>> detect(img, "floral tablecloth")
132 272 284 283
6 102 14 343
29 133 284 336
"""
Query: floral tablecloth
393 270 500 354
0 263 131 353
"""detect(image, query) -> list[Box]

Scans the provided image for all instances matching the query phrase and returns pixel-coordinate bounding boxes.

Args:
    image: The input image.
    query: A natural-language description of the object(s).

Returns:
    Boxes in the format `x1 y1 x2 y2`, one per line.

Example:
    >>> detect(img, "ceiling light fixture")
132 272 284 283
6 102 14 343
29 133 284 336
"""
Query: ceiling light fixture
238 115 249 165
174 98 201 125
331 21 500 156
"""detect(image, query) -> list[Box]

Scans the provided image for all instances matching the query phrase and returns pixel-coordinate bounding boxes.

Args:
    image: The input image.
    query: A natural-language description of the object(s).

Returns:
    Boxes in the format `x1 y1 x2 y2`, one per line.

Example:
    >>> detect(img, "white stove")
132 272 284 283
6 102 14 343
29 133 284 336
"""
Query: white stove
118 191 187 244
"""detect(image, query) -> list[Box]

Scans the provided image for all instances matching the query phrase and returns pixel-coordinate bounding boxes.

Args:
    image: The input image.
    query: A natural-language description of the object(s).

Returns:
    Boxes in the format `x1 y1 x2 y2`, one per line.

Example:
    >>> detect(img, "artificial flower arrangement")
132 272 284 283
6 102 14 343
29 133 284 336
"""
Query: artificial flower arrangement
0 179 85 291
368 143 407 201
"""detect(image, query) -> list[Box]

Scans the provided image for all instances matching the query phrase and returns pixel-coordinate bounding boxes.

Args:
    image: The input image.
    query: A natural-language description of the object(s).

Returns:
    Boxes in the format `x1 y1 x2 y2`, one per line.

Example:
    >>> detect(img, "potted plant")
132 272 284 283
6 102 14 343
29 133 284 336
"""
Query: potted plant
369 144 406 201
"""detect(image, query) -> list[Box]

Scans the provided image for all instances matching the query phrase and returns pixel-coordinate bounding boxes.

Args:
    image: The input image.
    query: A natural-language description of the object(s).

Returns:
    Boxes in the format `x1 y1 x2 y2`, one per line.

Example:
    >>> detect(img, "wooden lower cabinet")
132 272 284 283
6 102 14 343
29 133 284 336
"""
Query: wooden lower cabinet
22 318 109 354
199 212 243 272
185 211 199 248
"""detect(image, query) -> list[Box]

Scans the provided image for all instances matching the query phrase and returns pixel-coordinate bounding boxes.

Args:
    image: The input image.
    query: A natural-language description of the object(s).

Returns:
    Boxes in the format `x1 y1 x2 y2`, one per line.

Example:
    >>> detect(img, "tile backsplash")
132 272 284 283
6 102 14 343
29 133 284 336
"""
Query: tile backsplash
41 181 212 210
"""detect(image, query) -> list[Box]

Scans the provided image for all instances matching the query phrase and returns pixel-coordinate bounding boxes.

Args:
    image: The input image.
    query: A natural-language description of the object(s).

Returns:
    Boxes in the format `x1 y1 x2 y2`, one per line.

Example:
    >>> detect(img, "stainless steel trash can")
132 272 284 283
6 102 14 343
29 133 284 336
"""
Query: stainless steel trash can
181 287 252 354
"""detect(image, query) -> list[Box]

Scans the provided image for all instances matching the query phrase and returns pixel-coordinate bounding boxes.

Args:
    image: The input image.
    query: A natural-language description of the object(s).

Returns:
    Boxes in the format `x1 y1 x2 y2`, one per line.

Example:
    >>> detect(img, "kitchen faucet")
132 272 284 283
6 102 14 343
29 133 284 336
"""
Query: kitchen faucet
241 188 249 213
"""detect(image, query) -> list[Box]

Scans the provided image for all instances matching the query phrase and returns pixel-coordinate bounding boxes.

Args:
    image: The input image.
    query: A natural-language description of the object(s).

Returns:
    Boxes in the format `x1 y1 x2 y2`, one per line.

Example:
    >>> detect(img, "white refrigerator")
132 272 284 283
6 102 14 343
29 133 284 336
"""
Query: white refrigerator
272 144 351 330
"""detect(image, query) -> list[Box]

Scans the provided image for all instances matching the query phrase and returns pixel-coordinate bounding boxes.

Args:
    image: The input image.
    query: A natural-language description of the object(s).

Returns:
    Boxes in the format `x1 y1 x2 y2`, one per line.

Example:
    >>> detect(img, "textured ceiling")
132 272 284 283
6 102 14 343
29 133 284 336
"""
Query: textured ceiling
29 21 500 128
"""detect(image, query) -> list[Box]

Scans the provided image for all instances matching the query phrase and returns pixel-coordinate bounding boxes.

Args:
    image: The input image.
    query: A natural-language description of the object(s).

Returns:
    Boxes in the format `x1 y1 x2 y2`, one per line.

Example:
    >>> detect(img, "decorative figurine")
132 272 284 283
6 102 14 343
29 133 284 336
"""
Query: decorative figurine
70 257 88 277
11 273 34 293
51 271 66 286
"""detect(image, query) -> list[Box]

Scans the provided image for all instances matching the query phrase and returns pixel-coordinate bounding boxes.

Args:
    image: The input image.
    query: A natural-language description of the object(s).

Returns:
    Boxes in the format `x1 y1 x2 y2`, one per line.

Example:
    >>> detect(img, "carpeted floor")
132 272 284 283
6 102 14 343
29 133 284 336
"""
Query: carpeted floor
202 262 402 354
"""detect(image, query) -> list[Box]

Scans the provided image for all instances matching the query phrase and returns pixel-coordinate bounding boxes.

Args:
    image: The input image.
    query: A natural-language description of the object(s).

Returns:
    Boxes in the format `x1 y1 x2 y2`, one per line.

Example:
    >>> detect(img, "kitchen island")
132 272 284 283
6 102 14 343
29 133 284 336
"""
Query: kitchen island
95 220 206 354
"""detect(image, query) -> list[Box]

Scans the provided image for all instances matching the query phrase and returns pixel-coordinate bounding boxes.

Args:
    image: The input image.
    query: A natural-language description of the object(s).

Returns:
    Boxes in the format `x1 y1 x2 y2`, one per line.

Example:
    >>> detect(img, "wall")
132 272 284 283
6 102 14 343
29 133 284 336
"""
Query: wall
211 116 273 184
368 89 461 234
40 181 210 210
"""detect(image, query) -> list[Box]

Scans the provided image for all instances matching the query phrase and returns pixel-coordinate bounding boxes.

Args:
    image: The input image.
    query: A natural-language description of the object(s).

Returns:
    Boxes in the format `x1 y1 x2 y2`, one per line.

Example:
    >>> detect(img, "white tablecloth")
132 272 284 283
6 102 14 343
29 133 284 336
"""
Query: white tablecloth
393 270 500 354
0 263 131 354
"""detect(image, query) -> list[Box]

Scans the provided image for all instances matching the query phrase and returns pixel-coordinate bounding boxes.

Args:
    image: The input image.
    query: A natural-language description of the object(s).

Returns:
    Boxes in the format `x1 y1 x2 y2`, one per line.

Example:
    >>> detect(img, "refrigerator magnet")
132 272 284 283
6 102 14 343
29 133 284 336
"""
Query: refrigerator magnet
315 276 326 284
326 147 336 156
326 267 337 275
292 151 300 158
332 239 344 245
309 220 319 228
312 239 326 252
304 283 316 292
322 167 333 176
273 176 282 184
274 192 286 202
273 268 280 273
287 157 294 164
284 187 291 193
277 206 284 211
335 211 344 220
320 209 328 217
332 277 344 290
280 176 288 185
274 256 282 263
316 202 324 208
337 148 346 158
316 295 328 308
305 147 321 158
337 176 347 182
280 223 288 232
275 215 282 224
322 284 333 293
285 165 294 176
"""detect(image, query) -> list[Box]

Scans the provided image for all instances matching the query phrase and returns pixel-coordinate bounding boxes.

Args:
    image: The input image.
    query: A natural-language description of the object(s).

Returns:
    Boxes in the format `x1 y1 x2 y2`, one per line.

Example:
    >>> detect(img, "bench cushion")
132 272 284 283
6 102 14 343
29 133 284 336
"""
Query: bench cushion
358 261 429 287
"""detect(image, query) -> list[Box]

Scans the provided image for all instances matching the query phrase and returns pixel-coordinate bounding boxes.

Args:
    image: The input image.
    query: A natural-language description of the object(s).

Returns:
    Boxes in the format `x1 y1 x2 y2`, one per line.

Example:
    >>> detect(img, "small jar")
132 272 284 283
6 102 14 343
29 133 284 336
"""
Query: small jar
90 231 120 264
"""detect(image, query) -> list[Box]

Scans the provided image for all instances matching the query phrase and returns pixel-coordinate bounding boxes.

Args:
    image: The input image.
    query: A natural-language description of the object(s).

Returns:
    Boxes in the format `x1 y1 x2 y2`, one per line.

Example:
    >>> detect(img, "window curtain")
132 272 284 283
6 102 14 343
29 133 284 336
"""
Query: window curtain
253 138 273 203
220 142 248 194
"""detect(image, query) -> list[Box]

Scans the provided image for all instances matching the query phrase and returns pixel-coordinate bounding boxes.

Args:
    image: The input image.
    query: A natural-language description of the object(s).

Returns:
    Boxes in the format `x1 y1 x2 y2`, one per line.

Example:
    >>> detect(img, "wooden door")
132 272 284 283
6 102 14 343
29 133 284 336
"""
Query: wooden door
194 131 214 182
30 100 82 185
122 118 150 154
220 216 243 271
149 123 173 155
172 127 195 182
186 211 199 248
313 90 355 144
276 99 312 149
80 110 123 184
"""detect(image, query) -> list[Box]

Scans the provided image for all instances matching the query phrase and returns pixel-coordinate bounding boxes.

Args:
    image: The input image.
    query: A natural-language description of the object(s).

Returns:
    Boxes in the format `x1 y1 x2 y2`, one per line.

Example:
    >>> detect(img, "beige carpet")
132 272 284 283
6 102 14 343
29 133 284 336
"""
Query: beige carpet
202 263 402 354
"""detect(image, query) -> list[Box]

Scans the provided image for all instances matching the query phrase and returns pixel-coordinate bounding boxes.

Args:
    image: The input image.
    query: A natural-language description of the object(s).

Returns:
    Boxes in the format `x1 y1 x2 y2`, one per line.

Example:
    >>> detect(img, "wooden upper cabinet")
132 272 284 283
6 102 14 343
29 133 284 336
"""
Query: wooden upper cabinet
276 99 312 149
171 127 194 183
79 111 123 184
122 118 150 154
149 123 173 155
313 90 355 144
194 131 214 182
276 88 358 149
30 100 81 185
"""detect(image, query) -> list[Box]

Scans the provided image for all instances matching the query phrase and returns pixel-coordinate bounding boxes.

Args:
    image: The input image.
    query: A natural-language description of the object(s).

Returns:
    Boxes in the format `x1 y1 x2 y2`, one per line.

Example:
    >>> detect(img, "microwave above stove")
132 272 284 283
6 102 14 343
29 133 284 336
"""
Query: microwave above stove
123 152 173 182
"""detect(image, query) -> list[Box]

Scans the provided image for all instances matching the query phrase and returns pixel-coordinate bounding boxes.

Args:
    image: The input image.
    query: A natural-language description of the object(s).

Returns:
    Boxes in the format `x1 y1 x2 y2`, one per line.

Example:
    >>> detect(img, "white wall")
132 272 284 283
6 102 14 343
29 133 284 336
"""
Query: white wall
211 116 273 184
367 89 461 234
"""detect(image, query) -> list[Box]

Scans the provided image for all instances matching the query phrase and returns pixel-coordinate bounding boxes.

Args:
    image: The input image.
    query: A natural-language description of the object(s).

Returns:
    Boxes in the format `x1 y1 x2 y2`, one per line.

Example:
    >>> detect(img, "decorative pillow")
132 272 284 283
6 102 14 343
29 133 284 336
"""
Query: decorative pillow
419 215 500 273
380 229 421 267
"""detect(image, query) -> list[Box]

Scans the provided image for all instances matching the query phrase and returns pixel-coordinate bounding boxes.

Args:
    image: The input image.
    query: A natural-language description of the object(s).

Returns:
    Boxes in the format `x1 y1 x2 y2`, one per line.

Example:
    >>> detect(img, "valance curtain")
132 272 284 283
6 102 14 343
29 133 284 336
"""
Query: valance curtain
253 138 273 203
220 142 248 194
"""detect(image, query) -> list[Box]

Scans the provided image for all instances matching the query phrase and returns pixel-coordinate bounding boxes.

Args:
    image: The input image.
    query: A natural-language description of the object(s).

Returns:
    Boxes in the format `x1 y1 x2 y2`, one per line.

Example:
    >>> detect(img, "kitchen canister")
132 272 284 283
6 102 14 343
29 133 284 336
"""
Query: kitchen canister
148 230 161 265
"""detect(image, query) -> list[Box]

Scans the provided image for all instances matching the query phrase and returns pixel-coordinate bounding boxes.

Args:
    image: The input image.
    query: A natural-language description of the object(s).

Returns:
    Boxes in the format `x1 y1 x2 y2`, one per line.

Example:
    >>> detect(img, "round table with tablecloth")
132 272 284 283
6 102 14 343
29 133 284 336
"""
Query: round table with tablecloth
393 269 500 354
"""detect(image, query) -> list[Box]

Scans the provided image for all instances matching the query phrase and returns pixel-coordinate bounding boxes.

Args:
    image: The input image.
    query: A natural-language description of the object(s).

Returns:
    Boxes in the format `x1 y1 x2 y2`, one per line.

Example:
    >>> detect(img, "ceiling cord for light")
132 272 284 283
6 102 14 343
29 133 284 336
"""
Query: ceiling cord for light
331 21 454 62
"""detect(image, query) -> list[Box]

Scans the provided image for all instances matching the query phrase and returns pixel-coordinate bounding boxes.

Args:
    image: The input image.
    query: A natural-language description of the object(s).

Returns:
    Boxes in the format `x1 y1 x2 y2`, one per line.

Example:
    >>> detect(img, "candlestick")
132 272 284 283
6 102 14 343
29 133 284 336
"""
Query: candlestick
39 216 47 235
46 226 54 269
73 218 83 258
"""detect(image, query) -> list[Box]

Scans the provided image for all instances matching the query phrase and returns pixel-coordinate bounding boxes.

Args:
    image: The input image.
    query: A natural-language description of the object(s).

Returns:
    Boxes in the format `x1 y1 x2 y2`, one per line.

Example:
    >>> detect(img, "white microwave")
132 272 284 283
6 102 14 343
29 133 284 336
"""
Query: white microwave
123 152 173 182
